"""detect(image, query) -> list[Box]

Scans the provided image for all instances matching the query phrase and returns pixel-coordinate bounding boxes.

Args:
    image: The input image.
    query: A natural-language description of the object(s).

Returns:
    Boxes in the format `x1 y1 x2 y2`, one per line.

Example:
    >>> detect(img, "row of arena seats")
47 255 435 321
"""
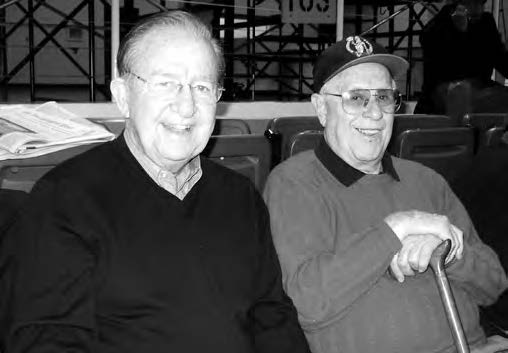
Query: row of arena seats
0 134 271 194
265 113 508 184
0 113 507 194
0 117 265 193
266 113 508 160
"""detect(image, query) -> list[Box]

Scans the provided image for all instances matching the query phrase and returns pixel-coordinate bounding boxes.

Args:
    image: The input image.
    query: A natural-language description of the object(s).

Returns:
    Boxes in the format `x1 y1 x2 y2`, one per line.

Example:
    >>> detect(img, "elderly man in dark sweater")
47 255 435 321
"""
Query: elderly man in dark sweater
263 36 508 353
2 11 310 353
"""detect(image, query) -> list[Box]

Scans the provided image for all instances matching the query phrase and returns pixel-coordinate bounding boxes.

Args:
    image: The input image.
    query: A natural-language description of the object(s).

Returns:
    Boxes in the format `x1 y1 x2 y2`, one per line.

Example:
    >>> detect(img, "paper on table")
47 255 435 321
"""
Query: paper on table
0 101 115 159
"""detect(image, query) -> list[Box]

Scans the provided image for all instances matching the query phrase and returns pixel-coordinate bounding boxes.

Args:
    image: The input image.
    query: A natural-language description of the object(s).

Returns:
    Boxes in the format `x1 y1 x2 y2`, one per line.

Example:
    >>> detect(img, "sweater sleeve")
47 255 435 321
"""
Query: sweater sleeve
5 179 97 352
248 188 311 353
263 171 401 331
436 174 508 306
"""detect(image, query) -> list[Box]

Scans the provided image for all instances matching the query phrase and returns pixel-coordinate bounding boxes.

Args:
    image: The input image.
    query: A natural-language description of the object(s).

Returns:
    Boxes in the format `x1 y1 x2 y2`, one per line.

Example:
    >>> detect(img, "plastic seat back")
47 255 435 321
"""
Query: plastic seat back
0 143 103 193
393 127 475 183
461 113 508 149
88 118 126 136
213 119 251 135
388 114 457 154
288 130 323 157
202 134 271 191
265 116 321 164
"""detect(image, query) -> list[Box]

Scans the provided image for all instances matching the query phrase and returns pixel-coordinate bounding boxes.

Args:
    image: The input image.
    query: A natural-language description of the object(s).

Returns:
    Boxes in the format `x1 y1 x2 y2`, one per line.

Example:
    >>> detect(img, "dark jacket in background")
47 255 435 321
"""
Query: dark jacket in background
415 4 508 114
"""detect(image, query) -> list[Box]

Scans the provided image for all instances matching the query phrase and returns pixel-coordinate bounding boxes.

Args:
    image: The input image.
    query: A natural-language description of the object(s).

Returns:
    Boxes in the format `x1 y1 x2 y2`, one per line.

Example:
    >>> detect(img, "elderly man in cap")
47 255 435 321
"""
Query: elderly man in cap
263 36 508 353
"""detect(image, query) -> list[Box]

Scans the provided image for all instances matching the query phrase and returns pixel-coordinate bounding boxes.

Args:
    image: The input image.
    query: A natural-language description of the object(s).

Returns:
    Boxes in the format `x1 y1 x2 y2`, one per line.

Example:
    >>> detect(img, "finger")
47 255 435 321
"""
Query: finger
446 225 462 264
398 244 416 276
445 227 456 264
444 238 455 265
407 240 424 273
413 234 441 272
390 254 405 283
451 224 464 260
446 223 458 263
442 224 458 264
418 240 439 272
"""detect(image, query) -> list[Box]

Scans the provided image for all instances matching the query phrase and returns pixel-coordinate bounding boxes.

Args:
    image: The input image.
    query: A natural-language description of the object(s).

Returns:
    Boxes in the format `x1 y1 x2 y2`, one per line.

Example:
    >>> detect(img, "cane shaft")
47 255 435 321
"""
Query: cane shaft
430 240 470 353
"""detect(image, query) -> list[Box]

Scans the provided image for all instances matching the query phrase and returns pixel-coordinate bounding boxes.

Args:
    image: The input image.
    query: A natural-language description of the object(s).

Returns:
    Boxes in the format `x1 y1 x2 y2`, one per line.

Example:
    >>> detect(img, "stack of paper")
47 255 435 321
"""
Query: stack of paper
0 101 115 160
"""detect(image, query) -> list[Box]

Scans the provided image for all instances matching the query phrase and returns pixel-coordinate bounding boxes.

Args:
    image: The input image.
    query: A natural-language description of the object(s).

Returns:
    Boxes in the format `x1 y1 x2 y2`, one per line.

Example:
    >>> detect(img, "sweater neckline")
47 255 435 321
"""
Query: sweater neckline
314 137 400 187
110 134 204 205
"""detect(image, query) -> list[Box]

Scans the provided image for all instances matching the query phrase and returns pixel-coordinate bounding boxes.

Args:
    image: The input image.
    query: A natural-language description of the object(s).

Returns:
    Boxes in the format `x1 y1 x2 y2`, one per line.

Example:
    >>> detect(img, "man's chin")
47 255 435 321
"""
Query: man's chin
353 152 384 170
353 148 384 162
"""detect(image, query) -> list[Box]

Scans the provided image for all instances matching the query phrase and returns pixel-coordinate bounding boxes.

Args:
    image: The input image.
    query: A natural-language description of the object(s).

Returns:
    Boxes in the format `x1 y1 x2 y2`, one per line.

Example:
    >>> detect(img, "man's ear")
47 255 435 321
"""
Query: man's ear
311 93 327 128
110 78 130 118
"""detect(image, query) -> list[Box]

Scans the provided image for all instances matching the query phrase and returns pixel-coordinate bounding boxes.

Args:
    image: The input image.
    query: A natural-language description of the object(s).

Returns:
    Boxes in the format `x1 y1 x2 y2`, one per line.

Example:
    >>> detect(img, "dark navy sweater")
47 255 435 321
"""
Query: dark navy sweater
3 135 310 353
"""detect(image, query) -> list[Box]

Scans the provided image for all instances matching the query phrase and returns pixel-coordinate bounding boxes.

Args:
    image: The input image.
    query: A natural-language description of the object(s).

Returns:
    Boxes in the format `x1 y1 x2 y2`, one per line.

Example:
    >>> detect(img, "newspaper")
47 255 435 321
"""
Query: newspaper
0 101 115 160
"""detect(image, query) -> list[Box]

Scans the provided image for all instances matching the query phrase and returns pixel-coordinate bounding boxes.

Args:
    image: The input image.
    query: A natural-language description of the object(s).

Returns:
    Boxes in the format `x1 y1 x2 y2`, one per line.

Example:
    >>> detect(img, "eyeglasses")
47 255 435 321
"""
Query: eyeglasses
322 89 402 114
127 72 224 103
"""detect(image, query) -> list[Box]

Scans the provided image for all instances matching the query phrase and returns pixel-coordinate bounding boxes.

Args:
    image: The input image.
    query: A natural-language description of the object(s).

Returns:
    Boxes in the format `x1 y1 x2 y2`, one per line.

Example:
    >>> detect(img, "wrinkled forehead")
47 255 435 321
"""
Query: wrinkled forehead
131 27 218 76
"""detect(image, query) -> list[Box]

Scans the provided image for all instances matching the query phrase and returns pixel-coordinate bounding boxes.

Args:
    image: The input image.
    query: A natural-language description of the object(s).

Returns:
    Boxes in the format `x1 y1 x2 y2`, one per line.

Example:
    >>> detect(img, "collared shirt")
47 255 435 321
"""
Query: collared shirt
124 130 202 200
314 137 399 187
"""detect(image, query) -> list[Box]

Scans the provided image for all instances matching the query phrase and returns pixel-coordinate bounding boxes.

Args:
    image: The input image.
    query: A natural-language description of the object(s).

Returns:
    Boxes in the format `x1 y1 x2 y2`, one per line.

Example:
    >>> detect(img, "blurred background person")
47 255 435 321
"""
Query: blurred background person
415 0 508 116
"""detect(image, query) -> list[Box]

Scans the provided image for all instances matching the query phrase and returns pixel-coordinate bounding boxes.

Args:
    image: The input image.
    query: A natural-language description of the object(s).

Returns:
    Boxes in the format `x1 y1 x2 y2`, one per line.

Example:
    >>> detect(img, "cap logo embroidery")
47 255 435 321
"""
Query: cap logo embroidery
346 36 373 57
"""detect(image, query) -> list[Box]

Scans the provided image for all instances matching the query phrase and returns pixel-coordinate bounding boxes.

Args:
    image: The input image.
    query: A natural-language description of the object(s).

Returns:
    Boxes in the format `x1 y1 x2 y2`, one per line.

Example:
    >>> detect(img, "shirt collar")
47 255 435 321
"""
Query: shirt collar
315 136 399 187
124 128 202 200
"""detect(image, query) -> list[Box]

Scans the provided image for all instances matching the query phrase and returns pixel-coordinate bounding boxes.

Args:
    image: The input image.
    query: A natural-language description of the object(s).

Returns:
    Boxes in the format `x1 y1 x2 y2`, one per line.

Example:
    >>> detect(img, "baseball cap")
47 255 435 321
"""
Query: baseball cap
313 36 409 92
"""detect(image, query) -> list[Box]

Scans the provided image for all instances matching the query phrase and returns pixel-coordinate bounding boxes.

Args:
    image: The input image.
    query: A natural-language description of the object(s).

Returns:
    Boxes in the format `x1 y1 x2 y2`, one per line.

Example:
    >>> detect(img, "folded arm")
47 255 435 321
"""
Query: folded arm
263 174 401 331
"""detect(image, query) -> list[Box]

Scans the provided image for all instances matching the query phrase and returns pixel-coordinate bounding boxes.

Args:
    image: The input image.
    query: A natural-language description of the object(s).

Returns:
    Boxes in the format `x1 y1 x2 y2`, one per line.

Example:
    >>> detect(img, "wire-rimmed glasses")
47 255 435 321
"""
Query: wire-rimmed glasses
127 72 224 103
322 89 402 114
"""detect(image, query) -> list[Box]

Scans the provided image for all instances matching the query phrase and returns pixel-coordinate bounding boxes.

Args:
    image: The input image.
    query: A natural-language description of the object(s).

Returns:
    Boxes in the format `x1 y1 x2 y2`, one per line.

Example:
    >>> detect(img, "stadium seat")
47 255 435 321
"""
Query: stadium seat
461 113 508 149
264 116 322 164
266 114 458 164
203 134 271 191
0 134 271 193
392 114 457 135
0 143 103 193
213 119 251 135
88 118 126 136
388 114 457 154
288 130 323 157
392 127 475 183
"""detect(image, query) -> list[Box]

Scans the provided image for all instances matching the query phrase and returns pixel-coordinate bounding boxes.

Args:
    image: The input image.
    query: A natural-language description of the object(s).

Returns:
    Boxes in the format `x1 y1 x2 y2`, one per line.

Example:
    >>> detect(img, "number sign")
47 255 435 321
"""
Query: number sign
281 0 337 24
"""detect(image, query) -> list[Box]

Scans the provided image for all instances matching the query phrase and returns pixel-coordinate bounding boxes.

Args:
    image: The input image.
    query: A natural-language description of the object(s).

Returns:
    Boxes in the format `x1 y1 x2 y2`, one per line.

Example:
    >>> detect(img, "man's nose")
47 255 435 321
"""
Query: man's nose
362 96 383 120
171 84 196 118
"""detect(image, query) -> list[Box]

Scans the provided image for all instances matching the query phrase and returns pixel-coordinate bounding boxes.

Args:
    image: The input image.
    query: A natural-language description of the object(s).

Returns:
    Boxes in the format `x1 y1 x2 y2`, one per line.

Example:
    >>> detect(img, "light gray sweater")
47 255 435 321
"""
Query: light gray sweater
263 141 507 353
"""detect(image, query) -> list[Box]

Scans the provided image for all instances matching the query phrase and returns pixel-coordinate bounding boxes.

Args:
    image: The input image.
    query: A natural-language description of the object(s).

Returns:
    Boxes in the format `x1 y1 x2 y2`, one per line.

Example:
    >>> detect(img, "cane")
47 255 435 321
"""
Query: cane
429 239 470 353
